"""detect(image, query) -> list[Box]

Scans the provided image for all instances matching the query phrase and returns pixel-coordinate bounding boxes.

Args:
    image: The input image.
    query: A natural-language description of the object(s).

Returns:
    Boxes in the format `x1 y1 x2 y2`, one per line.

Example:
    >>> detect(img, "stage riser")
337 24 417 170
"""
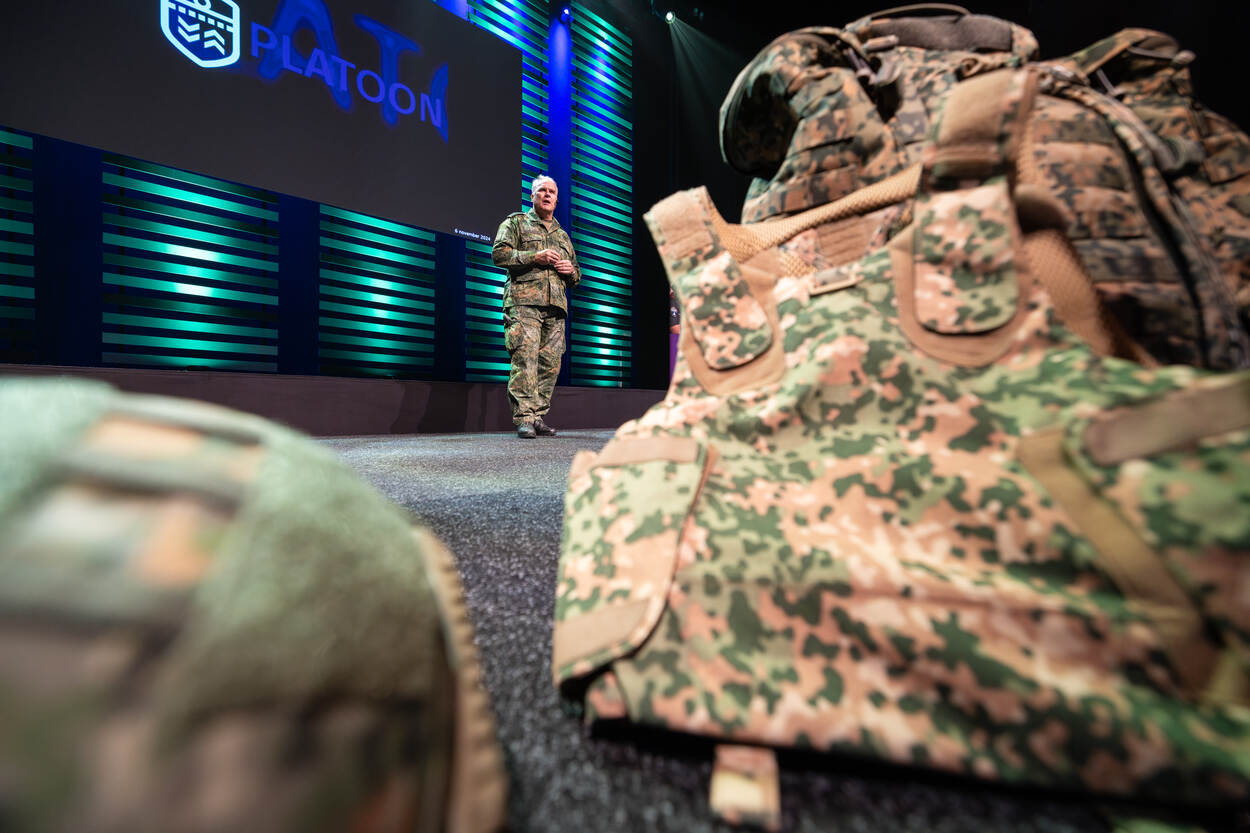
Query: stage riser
0 364 664 436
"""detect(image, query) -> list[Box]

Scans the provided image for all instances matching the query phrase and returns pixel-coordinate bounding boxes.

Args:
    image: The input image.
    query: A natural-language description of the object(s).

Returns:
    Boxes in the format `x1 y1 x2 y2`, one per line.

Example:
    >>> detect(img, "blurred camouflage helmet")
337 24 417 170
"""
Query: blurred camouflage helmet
0 377 505 833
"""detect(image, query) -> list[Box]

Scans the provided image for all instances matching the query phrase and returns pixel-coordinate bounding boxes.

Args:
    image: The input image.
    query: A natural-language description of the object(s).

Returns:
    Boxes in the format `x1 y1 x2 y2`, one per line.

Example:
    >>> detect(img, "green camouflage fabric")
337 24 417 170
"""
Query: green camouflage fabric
721 9 1036 224
722 12 1250 371
491 208 581 314
1057 28 1250 355
644 189 773 370
504 304 566 426
554 74 1250 803
0 377 506 833
1025 68 1249 371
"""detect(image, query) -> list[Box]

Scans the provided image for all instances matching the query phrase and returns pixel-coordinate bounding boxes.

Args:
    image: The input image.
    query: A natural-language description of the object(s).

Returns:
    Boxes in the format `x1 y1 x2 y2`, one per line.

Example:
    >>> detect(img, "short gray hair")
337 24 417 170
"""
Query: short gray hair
530 175 557 198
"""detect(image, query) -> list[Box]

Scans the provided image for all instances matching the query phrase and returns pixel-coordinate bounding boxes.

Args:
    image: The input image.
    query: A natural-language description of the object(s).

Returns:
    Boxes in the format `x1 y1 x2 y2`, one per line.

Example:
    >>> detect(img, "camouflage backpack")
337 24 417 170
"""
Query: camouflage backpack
720 4 1038 224
554 68 1250 828
0 377 506 833
1056 28 1250 353
721 9 1250 371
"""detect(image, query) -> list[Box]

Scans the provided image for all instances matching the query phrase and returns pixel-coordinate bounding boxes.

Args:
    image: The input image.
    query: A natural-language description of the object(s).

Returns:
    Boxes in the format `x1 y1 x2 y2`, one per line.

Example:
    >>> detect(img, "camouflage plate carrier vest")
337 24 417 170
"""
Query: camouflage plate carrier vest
1056 28 1250 364
721 8 1250 372
554 68 1250 825
0 378 505 833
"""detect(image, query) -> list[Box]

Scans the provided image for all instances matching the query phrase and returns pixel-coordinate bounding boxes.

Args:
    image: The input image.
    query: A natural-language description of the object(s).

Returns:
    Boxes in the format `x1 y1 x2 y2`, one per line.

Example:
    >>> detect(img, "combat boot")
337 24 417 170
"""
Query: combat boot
533 417 557 437
0 377 507 833
517 422 537 439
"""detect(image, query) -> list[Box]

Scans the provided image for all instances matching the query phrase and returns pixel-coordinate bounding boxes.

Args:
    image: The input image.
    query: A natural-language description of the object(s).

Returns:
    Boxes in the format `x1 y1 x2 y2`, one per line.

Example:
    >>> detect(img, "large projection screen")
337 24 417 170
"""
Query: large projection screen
0 0 521 241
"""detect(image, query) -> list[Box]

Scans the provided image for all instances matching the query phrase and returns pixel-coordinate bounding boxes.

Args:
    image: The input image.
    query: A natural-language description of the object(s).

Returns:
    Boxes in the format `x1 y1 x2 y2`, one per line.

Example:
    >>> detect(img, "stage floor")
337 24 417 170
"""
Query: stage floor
323 430 1241 833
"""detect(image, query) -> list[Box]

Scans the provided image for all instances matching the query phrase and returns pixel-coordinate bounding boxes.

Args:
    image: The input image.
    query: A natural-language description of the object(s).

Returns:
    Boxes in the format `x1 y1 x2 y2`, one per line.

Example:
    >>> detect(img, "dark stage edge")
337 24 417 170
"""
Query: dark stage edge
323 431 1250 833
0 364 666 435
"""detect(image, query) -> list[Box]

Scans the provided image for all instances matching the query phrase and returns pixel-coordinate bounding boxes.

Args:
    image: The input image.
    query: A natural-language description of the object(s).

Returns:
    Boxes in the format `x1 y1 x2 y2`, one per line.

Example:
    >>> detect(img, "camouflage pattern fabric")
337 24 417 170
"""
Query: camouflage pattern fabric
0 377 506 833
720 10 1036 224
1025 68 1249 371
491 208 581 314
644 189 773 371
1057 29 1250 356
504 304 566 426
721 11 1250 371
554 72 1250 803
493 208 580 425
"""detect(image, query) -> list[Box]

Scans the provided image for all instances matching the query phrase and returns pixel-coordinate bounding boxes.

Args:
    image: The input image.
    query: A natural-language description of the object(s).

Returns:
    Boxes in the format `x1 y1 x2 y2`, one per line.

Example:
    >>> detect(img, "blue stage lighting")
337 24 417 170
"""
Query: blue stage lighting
560 7 570 23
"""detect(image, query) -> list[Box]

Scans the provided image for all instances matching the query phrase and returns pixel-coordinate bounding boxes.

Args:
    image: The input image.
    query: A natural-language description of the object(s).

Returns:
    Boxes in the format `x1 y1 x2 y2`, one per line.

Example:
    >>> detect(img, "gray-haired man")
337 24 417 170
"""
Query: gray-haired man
491 175 581 439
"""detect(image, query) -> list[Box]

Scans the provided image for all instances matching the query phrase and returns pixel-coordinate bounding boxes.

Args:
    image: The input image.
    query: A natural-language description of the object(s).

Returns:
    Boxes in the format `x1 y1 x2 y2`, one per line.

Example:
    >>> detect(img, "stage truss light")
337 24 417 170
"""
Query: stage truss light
560 7 570 23
665 11 674 23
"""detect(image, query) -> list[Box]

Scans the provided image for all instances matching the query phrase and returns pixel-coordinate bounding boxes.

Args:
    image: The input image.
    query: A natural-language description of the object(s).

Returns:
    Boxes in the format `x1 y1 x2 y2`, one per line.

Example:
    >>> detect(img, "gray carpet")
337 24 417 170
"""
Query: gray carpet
322 430 1246 833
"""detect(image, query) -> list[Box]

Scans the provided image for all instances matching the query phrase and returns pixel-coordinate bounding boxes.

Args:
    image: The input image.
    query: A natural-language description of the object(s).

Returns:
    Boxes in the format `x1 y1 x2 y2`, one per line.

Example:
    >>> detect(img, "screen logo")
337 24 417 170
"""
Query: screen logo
162 0 242 68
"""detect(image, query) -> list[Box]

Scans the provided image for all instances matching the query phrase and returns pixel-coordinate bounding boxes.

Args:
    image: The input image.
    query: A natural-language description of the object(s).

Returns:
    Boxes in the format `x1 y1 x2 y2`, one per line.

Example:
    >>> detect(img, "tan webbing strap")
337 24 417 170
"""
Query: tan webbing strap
1016 429 1219 698
1081 373 1250 466
594 435 701 468
645 189 773 371
932 67 1037 175
1020 228 1153 363
647 190 714 264
709 745 781 832
552 599 652 673
1204 650 1250 707
721 165 921 265
907 69 1038 336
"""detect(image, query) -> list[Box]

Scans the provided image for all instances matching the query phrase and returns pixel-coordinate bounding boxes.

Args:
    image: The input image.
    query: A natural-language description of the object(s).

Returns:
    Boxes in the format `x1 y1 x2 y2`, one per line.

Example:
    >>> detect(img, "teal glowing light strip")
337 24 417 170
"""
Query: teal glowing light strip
317 204 437 377
101 153 280 370
0 125 37 361
463 239 509 383
570 2 632 388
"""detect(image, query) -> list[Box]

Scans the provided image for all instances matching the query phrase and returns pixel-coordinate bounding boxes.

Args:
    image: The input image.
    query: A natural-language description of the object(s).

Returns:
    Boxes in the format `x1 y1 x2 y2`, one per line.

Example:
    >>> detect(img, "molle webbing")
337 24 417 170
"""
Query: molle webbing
653 167 920 283
1082 372 1250 465
1043 73 1250 370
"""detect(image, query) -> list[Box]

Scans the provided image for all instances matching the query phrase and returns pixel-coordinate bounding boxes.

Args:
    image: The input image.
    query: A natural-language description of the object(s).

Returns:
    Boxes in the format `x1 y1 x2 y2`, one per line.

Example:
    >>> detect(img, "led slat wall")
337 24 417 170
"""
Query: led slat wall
318 206 437 377
101 156 280 372
467 0 551 383
570 2 632 387
464 239 512 381
0 0 642 390
470 0 551 210
0 128 35 362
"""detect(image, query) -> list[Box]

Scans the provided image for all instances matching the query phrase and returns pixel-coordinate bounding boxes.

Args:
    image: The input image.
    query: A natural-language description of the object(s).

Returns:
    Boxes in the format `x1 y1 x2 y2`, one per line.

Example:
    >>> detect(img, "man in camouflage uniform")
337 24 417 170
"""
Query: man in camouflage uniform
491 175 581 439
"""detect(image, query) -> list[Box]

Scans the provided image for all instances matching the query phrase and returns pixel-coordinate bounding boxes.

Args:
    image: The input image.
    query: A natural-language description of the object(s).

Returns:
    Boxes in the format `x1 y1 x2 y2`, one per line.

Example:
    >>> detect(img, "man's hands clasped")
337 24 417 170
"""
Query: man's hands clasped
536 247 574 276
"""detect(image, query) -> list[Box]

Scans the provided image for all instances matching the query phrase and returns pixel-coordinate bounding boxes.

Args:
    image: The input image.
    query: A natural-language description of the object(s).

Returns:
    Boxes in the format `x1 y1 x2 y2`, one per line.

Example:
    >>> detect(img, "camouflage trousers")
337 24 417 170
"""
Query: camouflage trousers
504 304 565 426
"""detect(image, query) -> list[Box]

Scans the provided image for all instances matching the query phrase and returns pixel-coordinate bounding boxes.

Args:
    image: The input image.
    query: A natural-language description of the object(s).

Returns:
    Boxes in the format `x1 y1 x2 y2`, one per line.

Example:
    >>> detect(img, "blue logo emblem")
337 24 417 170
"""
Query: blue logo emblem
162 0 241 68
